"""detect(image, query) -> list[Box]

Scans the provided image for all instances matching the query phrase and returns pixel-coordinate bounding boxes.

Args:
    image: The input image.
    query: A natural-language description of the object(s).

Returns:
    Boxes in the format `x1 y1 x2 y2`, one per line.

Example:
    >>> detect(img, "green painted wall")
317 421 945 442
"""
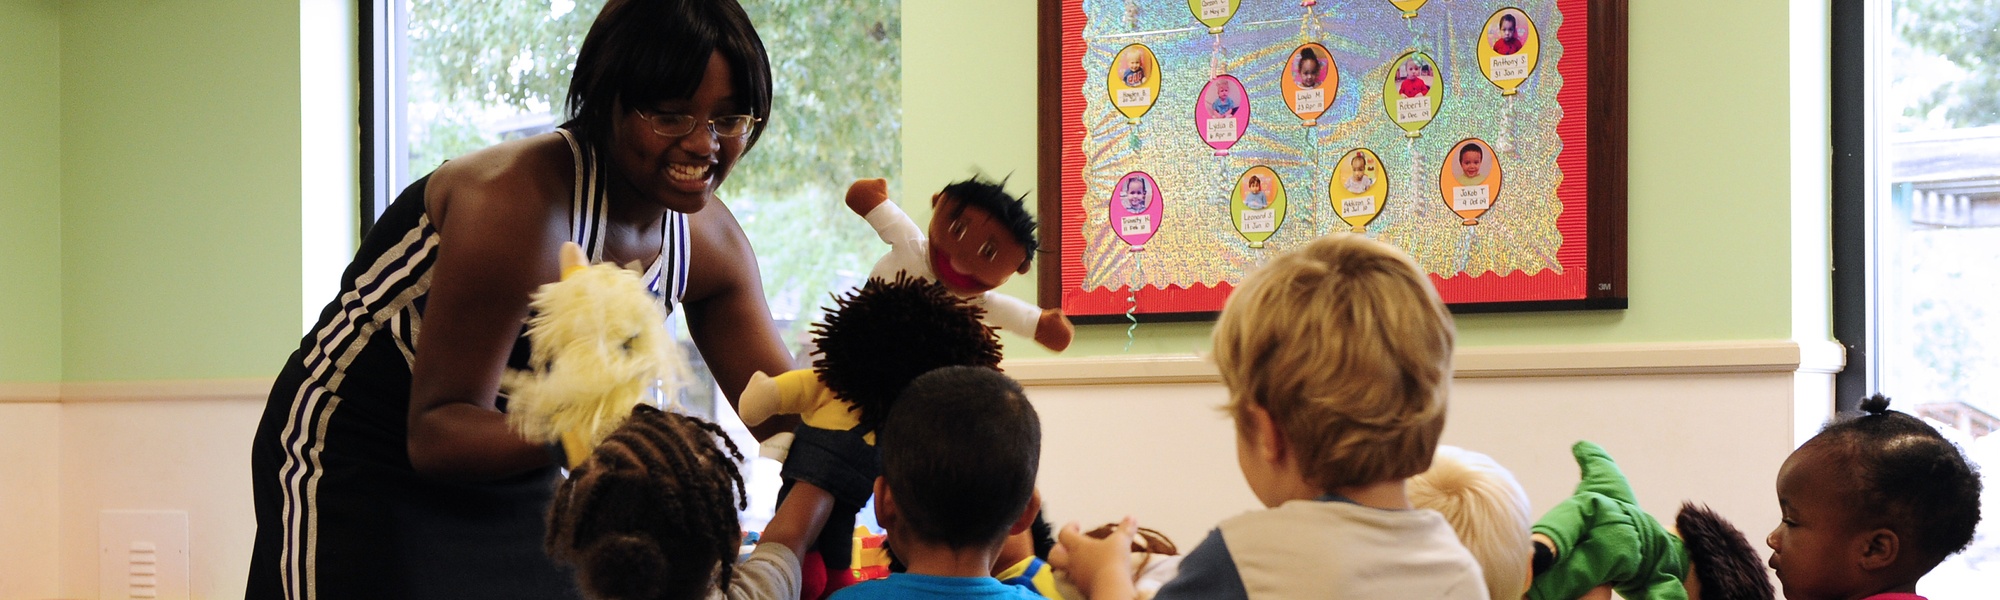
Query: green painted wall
59 0 302 380
903 0 1798 358
0 0 64 383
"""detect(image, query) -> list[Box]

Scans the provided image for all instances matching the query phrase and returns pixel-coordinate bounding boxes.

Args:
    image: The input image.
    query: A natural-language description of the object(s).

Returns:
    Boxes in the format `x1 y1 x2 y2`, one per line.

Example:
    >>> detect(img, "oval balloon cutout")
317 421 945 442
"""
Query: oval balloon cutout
1230 166 1288 248
1438 138 1504 226
1196 75 1251 155
1187 0 1241 34
1108 44 1162 121
1110 171 1165 251
1477 8 1541 95
1381 51 1443 137
1330 148 1389 232
1281 43 1338 127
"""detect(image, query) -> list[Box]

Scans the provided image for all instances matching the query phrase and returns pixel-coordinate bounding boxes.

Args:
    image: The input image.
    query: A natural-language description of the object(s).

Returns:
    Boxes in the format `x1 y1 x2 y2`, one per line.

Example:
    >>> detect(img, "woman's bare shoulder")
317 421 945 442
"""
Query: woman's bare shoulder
426 132 577 227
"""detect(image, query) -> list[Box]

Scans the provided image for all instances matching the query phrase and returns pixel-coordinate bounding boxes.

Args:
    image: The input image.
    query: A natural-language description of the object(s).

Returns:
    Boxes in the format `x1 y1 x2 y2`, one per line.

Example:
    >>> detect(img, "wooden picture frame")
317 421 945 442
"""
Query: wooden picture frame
1038 0 1627 322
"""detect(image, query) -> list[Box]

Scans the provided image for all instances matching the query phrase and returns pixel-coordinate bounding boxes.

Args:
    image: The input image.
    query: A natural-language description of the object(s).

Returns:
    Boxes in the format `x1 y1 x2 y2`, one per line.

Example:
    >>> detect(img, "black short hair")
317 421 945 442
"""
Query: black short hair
1807 394 1982 565
879 366 1040 549
1502 14 1518 28
1461 143 1484 159
940 176 1039 268
563 0 773 150
546 405 747 600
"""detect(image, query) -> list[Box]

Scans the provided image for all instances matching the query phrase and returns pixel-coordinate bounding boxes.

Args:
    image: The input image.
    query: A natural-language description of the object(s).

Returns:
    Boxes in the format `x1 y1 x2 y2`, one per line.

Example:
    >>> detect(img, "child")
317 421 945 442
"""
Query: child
1767 394 1983 600
832 366 1045 600
545 404 837 600
1060 233 1488 599
1411 445 1535 600
846 177 1074 351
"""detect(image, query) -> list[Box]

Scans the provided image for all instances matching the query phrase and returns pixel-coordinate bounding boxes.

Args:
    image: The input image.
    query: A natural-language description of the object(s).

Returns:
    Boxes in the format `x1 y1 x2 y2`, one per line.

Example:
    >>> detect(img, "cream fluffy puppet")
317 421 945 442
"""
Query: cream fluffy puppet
1409 445 1536 600
502 242 688 469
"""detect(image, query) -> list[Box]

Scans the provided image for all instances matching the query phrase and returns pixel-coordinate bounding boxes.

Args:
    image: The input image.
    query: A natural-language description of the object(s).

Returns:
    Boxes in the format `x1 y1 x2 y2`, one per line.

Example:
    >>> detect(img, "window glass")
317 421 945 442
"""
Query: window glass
1874 1 1998 592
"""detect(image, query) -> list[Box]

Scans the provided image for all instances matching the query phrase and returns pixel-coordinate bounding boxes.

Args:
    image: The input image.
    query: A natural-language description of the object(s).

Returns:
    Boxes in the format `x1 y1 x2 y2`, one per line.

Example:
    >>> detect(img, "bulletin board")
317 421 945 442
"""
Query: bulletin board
1037 0 1628 321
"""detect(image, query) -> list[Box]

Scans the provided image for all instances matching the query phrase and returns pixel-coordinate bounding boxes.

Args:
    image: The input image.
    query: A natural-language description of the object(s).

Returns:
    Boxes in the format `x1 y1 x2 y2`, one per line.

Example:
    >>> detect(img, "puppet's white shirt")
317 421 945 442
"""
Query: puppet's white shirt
864 201 1042 337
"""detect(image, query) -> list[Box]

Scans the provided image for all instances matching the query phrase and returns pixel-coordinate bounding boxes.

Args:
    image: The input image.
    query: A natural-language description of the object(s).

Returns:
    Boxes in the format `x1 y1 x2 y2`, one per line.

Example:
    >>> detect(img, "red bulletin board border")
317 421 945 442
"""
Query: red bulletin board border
1037 0 1628 320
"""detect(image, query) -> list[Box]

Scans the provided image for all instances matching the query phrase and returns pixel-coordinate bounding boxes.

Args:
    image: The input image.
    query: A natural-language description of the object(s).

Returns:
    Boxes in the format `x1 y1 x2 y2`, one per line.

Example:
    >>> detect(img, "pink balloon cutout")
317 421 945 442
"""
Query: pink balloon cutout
1110 172 1165 251
1194 75 1251 156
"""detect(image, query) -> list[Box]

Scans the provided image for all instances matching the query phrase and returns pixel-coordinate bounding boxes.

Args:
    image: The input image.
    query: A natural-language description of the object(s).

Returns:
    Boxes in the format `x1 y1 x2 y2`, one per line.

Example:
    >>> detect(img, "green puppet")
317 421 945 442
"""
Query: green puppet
1528 441 1772 600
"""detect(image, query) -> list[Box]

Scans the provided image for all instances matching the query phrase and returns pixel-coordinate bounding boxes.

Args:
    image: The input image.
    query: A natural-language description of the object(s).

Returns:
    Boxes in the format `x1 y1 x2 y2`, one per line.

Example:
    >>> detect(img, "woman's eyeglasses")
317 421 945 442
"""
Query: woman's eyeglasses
635 110 761 138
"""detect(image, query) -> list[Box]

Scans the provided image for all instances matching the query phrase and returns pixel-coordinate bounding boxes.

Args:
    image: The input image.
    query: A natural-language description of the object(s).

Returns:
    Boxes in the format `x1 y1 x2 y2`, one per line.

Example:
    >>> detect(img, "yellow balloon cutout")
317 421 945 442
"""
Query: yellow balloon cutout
1438 139 1504 226
1381 51 1443 138
1281 43 1337 127
1388 0 1428 19
1330 148 1389 232
1187 0 1241 34
1107 44 1162 122
1230 166 1288 249
1476 8 1542 96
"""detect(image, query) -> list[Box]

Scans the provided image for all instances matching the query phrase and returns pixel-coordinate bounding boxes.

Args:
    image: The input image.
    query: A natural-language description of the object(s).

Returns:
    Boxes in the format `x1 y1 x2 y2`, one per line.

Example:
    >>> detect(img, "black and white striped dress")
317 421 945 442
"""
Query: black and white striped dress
247 130 688 600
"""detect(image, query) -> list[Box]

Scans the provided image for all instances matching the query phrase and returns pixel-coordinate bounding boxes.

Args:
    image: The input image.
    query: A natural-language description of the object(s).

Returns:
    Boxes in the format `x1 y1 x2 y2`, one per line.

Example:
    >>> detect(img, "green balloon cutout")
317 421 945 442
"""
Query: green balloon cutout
1187 0 1241 34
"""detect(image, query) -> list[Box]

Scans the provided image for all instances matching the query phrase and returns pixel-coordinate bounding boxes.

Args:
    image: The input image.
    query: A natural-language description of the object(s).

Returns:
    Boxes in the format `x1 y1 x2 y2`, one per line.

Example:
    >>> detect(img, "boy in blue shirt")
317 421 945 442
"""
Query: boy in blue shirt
831 366 1045 600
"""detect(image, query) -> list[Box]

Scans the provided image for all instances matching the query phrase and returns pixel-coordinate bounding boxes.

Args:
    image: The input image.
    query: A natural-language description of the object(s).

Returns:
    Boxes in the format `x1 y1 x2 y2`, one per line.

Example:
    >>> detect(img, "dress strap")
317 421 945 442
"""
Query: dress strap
554 129 609 260
558 128 689 314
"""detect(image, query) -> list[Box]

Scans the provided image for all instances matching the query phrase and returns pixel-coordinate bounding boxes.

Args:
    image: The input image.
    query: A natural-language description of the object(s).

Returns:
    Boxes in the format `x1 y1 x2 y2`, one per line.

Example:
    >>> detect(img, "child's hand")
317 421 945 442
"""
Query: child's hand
845 178 890 216
1056 517 1140 600
1035 309 1075 352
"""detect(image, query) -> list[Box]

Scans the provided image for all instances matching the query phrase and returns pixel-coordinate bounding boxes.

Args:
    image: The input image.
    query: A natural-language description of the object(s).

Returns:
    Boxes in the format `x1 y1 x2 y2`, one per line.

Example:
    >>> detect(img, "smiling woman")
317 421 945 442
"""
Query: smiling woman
246 1 799 598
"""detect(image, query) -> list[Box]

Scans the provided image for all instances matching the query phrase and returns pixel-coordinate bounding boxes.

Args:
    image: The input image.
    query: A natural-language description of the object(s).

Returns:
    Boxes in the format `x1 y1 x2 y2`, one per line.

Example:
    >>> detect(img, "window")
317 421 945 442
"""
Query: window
1837 0 1998 592
362 0 901 527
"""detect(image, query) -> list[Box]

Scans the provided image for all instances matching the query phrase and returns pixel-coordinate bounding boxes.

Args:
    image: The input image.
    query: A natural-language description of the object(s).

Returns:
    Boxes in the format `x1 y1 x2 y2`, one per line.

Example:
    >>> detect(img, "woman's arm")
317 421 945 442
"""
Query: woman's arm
405 138 574 480
681 197 799 440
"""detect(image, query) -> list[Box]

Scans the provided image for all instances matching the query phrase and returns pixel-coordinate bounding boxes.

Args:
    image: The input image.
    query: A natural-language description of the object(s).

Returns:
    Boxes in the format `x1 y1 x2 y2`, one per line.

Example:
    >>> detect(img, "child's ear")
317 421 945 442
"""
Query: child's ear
873 477 898 529
1857 527 1900 571
1243 402 1289 465
1007 491 1043 536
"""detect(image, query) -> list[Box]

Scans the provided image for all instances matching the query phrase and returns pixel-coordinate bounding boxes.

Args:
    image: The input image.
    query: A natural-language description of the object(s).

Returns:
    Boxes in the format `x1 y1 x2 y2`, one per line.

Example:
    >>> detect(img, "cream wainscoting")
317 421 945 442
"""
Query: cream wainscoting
0 340 1838 598
1008 340 1842 557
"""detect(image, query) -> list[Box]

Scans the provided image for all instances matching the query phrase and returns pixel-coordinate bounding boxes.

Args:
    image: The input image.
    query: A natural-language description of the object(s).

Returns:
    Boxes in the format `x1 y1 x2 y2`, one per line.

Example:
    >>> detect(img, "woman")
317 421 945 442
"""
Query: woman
246 1 794 598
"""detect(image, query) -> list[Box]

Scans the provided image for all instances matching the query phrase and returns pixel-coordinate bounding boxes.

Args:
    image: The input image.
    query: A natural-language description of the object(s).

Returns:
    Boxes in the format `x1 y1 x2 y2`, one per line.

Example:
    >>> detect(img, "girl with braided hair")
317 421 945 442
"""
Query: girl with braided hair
548 404 835 600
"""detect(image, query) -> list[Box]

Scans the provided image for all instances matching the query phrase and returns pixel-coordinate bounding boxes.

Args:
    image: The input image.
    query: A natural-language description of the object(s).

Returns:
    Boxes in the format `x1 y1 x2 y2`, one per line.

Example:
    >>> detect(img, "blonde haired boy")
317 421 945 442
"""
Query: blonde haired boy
1411 445 1535 600
1061 233 1488 600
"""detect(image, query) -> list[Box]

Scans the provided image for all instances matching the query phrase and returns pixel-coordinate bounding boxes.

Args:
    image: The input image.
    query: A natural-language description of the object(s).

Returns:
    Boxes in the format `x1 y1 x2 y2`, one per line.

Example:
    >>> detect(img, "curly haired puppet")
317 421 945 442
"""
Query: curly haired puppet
502 242 687 469
740 274 1005 599
844 176 1074 352
1528 441 1773 600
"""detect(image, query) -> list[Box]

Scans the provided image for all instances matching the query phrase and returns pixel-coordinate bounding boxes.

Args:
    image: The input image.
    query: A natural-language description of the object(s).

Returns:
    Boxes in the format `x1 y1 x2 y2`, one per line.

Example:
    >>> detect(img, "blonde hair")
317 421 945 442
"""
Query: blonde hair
1212 233 1454 489
1410 445 1533 600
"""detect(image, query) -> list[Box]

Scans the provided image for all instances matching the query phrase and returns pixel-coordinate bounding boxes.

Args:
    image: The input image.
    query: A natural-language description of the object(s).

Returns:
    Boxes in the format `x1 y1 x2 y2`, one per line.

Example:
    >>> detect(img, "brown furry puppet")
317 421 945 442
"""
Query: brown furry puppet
739 274 1004 599
1527 441 1773 600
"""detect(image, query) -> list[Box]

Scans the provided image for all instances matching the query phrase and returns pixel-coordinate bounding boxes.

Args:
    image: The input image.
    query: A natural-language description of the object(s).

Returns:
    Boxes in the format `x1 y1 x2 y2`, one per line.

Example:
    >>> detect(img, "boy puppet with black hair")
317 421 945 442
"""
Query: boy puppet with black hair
846 176 1074 352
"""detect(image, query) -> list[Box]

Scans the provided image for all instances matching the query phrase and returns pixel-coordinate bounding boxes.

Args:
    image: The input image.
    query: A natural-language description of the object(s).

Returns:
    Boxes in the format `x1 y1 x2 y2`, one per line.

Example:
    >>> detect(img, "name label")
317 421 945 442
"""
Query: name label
1396 97 1434 124
1241 209 1277 233
1205 118 1239 143
1294 88 1325 114
1453 185 1492 211
1490 55 1531 81
1340 196 1376 218
1115 87 1153 108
